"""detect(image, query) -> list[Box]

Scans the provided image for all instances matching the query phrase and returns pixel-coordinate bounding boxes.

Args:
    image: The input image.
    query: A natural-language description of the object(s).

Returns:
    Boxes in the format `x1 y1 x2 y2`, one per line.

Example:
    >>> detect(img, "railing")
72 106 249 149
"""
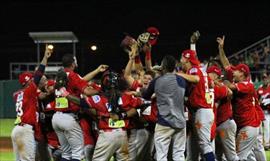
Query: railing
228 35 270 60
10 62 62 80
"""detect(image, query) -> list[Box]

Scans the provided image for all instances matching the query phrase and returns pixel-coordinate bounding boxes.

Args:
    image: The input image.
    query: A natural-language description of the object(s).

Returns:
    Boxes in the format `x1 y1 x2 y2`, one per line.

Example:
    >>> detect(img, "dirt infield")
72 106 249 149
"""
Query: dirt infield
0 137 12 152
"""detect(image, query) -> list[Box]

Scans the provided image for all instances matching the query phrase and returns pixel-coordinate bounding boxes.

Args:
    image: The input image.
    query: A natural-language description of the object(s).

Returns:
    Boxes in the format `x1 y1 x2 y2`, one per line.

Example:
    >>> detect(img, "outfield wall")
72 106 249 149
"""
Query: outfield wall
0 80 20 118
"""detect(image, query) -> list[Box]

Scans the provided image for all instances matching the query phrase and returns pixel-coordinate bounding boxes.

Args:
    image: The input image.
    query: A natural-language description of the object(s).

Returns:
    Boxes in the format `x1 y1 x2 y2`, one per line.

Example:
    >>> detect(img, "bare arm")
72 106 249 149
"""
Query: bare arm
190 30 200 51
66 94 97 115
177 72 200 83
223 80 237 90
110 108 138 121
83 64 108 82
217 36 231 69
40 44 53 66
124 45 137 87
143 44 153 71
34 44 53 85
83 86 99 96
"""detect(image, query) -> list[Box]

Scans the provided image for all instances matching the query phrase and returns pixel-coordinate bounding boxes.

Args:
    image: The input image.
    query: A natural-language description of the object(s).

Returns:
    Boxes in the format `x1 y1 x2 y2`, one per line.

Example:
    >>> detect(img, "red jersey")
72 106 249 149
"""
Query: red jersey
186 66 214 109
46 131 60 148
254 92 265 121
130 80 143 92
257 85 270 110
13 82 38 126
232 81 260 128
214 84 233 126
89 82 102 92
55 68 88 112
85 92 142 129
80 118 95 146
141 98 158 123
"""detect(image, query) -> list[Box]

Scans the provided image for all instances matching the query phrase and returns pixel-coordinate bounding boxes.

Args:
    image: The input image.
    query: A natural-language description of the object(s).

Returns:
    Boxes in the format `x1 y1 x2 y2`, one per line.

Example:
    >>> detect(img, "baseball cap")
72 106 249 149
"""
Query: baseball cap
19 72 33 86
47 80 55 87
146 27 159 46
181 49 200 65
234 64 250 76
207 66 222 76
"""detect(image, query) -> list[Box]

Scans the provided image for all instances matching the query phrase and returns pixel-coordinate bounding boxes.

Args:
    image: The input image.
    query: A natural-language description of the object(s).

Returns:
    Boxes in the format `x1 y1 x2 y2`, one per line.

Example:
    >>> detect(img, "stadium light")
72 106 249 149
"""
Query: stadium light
90 45 97 51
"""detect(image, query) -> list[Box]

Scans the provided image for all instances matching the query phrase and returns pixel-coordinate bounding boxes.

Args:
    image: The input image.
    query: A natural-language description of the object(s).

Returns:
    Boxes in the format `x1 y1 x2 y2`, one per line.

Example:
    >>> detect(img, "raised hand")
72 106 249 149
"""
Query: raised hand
97 64 109 72
45 44 53 58
190 30 200 44
217 36 225 48
129 43 138 59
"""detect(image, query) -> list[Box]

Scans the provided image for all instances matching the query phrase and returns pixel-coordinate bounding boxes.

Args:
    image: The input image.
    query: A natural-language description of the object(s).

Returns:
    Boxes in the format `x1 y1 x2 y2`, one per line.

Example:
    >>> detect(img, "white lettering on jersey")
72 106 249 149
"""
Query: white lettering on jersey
142 106 151 115
16 92 24 117
92 95 101 104
118 97 123 105
189 67 198 74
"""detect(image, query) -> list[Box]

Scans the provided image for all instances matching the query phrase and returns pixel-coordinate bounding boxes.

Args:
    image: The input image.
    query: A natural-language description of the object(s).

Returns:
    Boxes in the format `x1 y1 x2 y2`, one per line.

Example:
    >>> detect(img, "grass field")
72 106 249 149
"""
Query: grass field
1 119 270 161
0 119 14 137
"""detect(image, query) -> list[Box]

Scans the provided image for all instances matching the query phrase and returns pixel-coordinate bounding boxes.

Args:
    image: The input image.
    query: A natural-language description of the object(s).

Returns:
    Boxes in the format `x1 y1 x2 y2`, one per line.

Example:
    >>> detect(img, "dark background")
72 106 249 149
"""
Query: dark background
1 1 270 79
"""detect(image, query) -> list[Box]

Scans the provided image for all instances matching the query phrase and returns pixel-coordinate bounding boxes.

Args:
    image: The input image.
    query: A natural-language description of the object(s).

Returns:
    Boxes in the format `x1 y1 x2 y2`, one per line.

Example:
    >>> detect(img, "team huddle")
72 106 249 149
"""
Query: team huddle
11 29 270 161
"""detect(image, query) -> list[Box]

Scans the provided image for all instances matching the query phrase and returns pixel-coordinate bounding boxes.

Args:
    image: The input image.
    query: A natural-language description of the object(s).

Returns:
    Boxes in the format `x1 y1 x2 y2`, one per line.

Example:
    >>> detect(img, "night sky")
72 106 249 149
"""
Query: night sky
1 1 270 79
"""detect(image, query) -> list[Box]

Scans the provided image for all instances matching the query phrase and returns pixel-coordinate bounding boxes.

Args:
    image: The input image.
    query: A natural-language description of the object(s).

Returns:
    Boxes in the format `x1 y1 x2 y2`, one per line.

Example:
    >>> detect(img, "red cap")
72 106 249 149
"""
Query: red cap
19 72 33 85
47 80 55 87
146 27 159 46
182 49 200 65
207 66 222 76
235 64 250 76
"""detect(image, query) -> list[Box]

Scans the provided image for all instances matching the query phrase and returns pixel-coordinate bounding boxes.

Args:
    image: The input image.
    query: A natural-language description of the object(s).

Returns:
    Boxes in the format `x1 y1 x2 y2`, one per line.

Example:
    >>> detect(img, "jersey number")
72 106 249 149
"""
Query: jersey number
15 92 24 117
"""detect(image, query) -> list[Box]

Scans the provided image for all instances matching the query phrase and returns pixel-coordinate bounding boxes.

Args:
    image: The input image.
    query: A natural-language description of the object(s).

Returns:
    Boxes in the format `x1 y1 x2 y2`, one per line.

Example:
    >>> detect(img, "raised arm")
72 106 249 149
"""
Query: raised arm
217 36 231 69
124 44 137 87
83 64 108 82
177 72 200 83
190 30 200 51
143 44 153 71
34 44 53 85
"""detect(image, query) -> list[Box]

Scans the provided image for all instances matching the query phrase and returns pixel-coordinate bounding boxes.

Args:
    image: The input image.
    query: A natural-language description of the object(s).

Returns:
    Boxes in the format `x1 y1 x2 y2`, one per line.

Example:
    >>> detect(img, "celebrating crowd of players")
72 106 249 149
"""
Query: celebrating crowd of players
11 28 270 161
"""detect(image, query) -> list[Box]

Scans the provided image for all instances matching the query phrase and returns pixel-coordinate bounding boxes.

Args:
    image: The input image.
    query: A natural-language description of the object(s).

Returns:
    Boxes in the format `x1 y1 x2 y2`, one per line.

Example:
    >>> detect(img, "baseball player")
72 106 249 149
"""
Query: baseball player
217 36 261 160
207 65 239 161
124 43 157 161
51 54 98 161
257 73 270 149
80 64 108 161
247 93 267 161
11 45 52 161
178 49 215 161
40 79 62 161
62 70 144 161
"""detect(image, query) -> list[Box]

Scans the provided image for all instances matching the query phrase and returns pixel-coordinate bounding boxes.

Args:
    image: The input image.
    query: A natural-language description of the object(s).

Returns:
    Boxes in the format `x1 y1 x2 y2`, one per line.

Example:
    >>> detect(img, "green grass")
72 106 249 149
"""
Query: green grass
267 150 270 160
0 151 14 161
0 119 14 137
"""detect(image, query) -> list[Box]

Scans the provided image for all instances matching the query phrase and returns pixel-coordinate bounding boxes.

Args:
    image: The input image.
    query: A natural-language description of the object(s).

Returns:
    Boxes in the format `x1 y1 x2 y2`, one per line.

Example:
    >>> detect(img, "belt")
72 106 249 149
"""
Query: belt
218 117 234 126
56 111 73 114
100 128 125 132
62 111 73 113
